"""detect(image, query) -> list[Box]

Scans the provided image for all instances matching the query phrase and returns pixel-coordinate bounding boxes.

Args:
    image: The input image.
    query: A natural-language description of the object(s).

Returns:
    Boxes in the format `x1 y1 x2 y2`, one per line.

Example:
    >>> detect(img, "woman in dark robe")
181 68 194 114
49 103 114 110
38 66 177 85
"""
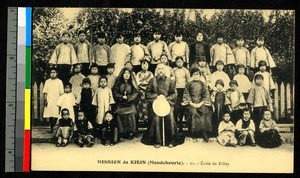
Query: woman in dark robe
182 67 212 142
189 32 211 70
112 68 139 140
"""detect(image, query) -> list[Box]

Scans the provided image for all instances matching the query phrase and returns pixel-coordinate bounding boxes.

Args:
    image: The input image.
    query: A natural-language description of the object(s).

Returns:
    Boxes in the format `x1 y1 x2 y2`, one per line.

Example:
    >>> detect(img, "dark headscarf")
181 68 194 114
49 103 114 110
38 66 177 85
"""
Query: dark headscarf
114 68 138 90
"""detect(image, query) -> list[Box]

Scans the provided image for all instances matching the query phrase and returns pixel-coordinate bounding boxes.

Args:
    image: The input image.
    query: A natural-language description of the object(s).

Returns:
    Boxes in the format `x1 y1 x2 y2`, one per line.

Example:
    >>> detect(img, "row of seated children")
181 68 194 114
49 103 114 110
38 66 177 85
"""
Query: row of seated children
217 109 282 148
54 108 118 147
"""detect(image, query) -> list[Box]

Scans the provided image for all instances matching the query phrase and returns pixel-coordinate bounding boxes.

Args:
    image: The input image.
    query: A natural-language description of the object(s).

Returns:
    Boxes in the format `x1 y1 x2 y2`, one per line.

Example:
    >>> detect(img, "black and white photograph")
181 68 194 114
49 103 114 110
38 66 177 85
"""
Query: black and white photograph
31 7 295 172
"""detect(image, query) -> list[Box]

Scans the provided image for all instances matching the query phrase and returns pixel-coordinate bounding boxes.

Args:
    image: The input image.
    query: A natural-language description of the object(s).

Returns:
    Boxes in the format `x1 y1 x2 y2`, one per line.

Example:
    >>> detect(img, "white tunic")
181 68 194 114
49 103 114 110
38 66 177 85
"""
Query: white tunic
110 43 131 76
92 87 115 124
43 78 64 118
233 74 252 93
210 71 231 91
57 93 76 121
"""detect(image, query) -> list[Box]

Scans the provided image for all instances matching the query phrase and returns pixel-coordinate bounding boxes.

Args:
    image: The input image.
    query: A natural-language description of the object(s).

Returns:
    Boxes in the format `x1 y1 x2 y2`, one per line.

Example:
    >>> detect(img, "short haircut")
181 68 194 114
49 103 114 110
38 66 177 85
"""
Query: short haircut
124 61 133 66
174 31 182 37
236 64 246 70
133 33 141 38
49 66 58 73
61 31 71 37
243 108 251 113
115 33 123 39
223 112 231 117
153 30 161 35
61 108 70 115
140 59 150 65
216 60 224 66
254 74 264 81
190 67 200 76
215 32 224 39
90 63 98 69
64 82 72 88
258 60 267 67
82 77 91 85
160 53 169 59
229 80 238 86
175 56 184 62
257 36 265 41
264 109 271 113
74 63 82 68
78 30 86 36
97 32 106 38
107 63 115 69
99 75 108 81
236 35 244 41
215 79 224 87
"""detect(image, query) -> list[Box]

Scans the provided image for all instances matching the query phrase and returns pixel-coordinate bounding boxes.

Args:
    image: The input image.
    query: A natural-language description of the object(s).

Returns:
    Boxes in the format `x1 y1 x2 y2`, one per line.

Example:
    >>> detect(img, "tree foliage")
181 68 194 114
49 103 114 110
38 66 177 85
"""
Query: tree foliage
32 8 295 84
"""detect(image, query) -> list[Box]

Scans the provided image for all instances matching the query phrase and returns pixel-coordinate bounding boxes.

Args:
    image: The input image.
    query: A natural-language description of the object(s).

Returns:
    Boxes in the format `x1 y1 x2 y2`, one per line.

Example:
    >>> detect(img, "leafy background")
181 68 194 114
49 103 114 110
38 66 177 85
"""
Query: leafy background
32 8 295 85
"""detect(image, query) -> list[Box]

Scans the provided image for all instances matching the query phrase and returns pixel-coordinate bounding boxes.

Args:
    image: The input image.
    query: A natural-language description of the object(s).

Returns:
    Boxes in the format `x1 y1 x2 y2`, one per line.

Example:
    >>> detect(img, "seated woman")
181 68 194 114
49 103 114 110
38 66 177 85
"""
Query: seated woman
112 68 139 140
182 67 212 142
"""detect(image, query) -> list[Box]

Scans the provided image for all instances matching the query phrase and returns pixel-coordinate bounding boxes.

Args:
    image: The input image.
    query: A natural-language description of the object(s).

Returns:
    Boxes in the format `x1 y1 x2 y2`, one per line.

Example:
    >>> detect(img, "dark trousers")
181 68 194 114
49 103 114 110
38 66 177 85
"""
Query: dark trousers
174 88 185 130
132 65 141 74
253 106 268 131
98 65 108 76
57 64 71 84
81 63 90 77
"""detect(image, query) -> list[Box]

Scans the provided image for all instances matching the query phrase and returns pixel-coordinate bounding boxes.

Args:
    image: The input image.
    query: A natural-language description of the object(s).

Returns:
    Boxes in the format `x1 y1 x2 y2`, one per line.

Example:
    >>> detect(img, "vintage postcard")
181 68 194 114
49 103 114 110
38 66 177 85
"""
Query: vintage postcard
31 7 294 173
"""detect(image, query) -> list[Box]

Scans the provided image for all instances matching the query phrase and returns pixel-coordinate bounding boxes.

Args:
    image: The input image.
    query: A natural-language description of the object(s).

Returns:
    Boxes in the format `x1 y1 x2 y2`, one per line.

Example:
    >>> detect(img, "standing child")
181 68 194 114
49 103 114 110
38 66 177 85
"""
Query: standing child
57 83 76 122
147 30 171 73
54 108 75 147
135 59 154 122
232 35 251 74
106 63 117 89
257 110 282 148
168 32 190 68
247 74 273 130
92 76 115 135
88 63 100 93
93 32 111 76
110 33 131 76
77 78 95 126
210 32 235 78
225 80 246 124
43 67 64 133
250 36 276 72
217 113 237 147
130 33 150 73
74 30 93 77
49 31 78 84
154 54 175 81
73 110 94 147
210 79 226 136
253 60 276 97
235 108 256 146
209 60 231 91
233 64 252 100
69 63 85 103
173 56 190 131
198 57 212 87
102 111 119 146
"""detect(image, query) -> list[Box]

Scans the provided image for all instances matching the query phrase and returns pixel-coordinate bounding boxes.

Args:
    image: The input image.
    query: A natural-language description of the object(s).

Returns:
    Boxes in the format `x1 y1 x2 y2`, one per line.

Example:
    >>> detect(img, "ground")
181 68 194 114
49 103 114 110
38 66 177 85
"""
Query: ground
31 134 294 173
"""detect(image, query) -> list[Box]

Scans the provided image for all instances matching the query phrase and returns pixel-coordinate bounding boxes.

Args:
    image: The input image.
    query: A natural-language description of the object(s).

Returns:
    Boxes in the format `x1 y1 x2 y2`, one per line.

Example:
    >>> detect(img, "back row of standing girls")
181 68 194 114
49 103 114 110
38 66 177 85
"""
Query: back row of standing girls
44 29 277 143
